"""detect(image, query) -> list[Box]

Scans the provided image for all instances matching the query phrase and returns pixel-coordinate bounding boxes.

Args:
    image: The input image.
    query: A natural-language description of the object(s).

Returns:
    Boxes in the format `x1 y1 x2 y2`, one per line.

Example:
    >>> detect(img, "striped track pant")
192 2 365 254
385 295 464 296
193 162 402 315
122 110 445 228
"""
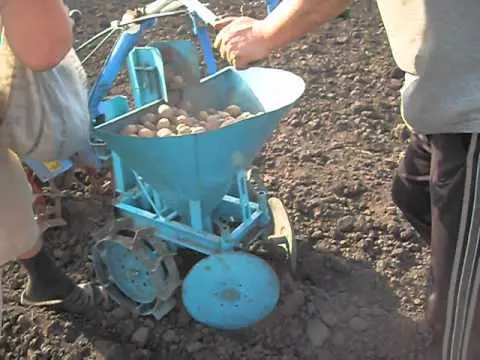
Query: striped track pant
392 132 480 360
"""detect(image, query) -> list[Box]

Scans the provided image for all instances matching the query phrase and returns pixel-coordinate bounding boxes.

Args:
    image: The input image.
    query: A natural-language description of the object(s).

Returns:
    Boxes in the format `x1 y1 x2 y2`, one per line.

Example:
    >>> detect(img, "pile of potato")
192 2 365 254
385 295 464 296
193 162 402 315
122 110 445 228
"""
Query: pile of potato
120 103 262 138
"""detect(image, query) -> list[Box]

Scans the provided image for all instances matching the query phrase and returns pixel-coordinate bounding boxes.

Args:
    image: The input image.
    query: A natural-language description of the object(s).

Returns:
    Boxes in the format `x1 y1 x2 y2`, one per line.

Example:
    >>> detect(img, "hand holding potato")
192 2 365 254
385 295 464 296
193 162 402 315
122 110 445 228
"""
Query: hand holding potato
213 17 271 69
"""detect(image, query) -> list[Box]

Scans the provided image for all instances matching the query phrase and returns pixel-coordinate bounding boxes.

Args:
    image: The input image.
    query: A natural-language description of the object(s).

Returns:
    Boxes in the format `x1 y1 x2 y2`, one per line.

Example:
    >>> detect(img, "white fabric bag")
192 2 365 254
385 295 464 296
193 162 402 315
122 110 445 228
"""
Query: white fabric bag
0 28 90 161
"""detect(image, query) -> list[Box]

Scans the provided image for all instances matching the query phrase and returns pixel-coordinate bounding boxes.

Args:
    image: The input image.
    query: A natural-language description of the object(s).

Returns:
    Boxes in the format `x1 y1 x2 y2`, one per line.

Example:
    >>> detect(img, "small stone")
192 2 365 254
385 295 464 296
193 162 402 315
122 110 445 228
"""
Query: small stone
131 327 150 347
335 35 349 44
349 316 368 331
110 306 130 321
118 319 135 338
331 331 346 347
321 312 339 327
105 344 129 360
16 314 29 327
64 353 83 360
44 320 63 337
162 329 177 343
186 341 204 353
281 289 305 317
307 318 330 347
336 215 356 232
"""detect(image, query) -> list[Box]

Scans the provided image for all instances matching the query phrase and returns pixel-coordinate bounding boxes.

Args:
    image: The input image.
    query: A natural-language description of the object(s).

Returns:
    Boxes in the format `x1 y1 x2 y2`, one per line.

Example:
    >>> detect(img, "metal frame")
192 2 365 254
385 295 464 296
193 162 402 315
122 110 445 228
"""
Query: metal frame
23 0 293 325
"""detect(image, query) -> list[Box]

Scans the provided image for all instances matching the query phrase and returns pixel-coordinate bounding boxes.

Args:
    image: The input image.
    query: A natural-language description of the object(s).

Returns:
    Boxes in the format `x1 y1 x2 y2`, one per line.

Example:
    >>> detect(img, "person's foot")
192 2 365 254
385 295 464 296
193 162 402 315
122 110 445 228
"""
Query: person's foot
19 247 110 312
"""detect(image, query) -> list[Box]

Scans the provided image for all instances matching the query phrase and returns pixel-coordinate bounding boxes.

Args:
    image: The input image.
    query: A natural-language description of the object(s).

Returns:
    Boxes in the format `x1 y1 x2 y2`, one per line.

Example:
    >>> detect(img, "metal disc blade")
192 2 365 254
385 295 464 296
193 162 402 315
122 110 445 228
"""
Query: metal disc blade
182 252 280 330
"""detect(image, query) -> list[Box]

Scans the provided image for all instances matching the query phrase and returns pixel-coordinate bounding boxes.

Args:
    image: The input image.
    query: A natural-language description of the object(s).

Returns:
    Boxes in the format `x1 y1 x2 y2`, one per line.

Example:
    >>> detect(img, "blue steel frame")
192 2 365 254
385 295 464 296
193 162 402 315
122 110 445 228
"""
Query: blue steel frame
87 2 281 256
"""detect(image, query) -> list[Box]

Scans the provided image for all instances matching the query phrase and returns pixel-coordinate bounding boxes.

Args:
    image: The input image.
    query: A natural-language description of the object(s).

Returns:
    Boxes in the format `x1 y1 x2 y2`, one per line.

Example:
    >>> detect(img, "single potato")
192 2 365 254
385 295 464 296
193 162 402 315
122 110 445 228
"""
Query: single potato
156 128 174 137
121 124 138 136
198 110 209 122
156 118 171 129
220 119 237 128
176 109 189 117
177 124 192 135
140 112 157 125
217 111 231 119
143 121 157 131
138 127 156 137
176 114 194 126
191 126 206 134
225 104 242 117
205 115 221 130
237 112 253 121
181 101 192 113
157 104 175 119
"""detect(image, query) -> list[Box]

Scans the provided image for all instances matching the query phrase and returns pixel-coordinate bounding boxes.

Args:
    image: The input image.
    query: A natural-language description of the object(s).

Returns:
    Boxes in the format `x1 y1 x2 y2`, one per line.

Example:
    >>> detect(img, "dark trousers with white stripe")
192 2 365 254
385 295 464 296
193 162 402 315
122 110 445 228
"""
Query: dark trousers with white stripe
392 133 480 360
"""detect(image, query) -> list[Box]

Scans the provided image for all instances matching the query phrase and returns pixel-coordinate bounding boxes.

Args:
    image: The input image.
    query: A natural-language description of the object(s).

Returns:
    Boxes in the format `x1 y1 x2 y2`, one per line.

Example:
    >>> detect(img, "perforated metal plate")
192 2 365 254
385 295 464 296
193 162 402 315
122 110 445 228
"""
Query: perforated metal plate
100 240 158 304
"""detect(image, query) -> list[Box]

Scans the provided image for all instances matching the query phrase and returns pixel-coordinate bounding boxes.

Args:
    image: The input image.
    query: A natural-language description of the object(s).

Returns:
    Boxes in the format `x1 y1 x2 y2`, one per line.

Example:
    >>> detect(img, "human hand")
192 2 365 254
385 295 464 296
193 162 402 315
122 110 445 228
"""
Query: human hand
213 16 271 69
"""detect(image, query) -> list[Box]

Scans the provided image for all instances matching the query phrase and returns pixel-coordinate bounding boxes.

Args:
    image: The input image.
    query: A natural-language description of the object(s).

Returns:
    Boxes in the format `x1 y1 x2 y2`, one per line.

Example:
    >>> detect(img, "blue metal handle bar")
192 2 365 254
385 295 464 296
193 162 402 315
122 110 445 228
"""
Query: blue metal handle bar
88 19 155 120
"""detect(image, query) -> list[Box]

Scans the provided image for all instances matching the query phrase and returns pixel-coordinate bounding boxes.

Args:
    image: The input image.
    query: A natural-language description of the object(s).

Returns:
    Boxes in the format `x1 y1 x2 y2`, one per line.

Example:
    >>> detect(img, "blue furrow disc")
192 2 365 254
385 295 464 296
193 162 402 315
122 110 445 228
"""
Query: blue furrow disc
182 252 280 330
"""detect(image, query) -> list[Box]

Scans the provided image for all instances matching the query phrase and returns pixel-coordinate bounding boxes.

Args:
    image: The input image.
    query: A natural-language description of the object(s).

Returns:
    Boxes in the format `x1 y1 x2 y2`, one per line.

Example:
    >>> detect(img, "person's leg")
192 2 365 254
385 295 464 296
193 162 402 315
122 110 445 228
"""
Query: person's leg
391 132 432 243
425 133 480 360
0 148 109 311
390 132 480 359
0 148 40 265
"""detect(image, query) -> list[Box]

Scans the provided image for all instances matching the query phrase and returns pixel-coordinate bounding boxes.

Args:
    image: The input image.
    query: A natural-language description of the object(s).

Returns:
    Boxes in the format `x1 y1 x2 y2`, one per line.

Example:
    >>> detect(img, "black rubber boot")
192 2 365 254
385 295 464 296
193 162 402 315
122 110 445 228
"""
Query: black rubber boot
19 247 75 303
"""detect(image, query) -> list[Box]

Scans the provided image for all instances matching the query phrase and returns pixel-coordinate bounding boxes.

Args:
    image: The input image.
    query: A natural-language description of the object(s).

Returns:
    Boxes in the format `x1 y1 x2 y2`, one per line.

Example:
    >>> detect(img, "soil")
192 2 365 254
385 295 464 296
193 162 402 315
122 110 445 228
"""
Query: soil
1 0 432 359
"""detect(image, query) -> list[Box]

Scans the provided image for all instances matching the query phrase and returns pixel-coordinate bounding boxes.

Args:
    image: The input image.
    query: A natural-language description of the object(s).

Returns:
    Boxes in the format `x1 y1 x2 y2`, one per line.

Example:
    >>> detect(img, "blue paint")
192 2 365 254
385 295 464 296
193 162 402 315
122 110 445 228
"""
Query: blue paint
265 0 281 13
21 5 304 330
89 20 154 120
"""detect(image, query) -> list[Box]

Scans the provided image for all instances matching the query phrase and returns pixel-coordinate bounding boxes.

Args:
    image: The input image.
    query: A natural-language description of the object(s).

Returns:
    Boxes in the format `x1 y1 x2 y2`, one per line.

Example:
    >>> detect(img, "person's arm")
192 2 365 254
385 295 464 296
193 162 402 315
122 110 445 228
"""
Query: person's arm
258 0 352 51
214 0 352 68
1 0 73 71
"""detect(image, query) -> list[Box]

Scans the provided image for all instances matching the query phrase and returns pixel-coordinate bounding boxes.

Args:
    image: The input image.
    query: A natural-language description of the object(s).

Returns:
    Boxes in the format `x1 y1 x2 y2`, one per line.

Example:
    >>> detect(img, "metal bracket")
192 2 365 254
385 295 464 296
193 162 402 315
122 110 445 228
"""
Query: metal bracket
30 178 67 235
267 197 296 274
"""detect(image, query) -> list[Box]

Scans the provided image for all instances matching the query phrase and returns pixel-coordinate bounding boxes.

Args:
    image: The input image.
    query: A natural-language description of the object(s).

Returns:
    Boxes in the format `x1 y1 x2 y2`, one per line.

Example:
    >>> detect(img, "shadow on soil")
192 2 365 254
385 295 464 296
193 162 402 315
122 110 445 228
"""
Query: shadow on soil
0 198 430 360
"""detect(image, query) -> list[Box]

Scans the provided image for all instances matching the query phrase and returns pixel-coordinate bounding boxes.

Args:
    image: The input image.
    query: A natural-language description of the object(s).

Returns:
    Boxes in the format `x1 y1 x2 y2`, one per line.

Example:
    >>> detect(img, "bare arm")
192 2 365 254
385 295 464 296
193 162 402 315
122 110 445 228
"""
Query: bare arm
1 0 73 71
258 0 353 52
214 0 352 68
259 0 351 50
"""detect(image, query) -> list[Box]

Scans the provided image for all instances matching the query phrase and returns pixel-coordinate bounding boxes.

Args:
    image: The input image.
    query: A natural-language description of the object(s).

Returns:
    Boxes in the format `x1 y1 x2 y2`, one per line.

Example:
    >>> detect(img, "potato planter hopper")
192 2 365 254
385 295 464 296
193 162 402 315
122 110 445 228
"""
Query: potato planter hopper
90 40 305 330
